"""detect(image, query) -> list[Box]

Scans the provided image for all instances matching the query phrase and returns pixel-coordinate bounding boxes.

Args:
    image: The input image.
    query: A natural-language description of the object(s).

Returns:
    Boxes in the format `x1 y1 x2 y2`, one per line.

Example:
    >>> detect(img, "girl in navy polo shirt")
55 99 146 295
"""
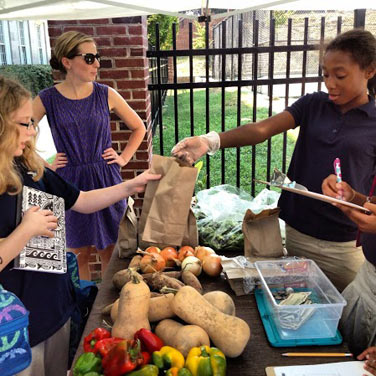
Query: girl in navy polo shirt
172 28 376 292
0 76 160 376
322 175 376 371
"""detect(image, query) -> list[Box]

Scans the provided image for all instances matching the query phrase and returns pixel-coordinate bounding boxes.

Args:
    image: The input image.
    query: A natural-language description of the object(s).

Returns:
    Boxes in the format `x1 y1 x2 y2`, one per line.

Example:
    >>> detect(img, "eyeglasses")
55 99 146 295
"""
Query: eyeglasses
74 53 101 65
18 119 35 131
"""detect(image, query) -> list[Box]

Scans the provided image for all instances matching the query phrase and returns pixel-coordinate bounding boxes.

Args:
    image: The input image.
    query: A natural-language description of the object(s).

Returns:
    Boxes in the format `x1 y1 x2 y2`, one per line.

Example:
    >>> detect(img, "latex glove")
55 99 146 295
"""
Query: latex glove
171 131 220 165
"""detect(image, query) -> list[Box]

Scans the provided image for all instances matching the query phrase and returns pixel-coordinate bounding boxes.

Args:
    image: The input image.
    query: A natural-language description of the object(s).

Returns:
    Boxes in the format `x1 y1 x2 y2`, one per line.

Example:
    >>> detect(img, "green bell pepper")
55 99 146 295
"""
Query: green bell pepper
73 352 102 376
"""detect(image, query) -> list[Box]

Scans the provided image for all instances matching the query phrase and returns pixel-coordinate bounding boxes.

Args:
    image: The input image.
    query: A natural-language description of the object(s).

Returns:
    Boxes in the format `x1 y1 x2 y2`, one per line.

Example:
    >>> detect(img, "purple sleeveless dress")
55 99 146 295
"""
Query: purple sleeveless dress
39 82 126 250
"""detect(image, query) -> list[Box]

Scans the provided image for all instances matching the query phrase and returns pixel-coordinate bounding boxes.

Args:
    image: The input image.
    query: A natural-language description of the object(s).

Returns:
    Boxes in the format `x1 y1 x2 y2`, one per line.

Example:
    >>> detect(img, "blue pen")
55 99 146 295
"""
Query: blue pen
333 158 344 200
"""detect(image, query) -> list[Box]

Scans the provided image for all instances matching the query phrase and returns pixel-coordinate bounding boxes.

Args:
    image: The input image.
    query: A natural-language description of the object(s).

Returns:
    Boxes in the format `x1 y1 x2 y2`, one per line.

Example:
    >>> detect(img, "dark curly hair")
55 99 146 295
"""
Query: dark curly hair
325 29 376 98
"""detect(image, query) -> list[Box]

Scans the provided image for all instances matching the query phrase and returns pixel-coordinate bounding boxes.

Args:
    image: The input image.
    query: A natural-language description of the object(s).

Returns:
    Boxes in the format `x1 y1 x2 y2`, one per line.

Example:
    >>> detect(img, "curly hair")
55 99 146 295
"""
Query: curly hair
0 76 44 195
50 31 95 74
325 29 376 98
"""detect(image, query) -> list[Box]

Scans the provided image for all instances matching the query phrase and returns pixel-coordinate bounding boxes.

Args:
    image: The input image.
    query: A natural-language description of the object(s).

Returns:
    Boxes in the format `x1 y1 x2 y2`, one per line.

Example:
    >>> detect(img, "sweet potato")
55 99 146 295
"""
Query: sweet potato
148 272 185 291
112 268 143 290
181 270 203 294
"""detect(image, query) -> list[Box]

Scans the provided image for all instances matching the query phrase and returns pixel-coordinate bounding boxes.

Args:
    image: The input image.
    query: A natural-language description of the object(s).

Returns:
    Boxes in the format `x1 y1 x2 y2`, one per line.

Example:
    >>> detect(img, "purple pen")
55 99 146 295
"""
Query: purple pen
333 158 344 199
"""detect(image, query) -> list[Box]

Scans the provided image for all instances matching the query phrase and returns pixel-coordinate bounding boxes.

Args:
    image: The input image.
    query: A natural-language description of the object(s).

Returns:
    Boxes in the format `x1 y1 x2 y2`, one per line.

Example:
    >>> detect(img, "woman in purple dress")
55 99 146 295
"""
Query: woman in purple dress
33 31 146 280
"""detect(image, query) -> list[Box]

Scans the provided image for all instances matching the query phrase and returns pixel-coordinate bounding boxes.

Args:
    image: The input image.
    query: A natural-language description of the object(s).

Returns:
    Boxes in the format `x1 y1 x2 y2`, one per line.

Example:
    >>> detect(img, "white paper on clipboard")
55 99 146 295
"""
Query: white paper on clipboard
254 179 371 214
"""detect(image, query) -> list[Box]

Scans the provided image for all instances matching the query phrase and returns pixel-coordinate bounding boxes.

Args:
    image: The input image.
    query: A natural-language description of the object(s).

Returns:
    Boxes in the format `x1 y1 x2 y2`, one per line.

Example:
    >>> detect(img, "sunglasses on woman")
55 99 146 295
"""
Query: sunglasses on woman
74 53 101 65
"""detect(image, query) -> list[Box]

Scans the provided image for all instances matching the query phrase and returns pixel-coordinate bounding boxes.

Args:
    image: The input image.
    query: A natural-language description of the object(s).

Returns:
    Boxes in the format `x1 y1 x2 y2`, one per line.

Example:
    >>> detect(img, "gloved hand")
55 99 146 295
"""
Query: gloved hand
171 131 220 165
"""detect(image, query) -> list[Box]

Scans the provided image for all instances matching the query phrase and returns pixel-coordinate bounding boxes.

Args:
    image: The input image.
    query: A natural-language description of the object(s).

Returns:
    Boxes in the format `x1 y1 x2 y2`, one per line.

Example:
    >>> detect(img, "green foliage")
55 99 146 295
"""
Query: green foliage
0 64 53 97
147 14 179 50
273 11 296 27
193 21 211 49
153 89 296 196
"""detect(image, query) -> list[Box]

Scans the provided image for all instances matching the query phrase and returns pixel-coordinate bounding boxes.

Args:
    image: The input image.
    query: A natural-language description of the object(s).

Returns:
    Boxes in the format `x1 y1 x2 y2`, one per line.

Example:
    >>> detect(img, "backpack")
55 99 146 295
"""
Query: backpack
0 284 31 376
66 252 98 369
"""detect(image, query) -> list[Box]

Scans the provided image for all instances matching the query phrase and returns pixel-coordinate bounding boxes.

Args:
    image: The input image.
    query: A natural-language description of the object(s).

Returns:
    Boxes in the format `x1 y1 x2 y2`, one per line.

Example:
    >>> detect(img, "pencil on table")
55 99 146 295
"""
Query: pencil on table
282 352 353 357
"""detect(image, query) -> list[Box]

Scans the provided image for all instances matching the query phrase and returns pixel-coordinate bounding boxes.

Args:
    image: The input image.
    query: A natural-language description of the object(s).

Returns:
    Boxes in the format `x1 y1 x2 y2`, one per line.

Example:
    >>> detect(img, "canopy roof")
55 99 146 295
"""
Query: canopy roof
0 0 375 21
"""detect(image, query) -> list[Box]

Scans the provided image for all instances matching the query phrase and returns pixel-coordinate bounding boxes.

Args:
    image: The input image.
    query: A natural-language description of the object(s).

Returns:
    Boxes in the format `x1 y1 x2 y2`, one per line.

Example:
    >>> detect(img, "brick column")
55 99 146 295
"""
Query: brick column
48 16 153 216
48 17 153 280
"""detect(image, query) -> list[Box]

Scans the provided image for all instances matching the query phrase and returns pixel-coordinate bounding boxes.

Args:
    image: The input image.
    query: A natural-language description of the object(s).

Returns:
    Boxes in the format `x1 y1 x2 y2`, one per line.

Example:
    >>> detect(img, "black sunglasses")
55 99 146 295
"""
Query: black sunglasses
74 53 101 65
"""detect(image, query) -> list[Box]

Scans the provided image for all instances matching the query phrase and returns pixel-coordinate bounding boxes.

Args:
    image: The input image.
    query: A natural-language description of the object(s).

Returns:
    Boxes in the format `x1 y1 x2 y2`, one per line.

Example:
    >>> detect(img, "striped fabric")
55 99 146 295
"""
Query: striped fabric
39 82 126 250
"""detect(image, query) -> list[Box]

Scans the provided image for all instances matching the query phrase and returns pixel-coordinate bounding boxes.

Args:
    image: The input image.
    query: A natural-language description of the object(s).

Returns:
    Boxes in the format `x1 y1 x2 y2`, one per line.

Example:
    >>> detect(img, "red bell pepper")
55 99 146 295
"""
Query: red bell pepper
134 328 164 354
102 339 144 376
84 327 111 353
93 337 124 357
141 351 151 366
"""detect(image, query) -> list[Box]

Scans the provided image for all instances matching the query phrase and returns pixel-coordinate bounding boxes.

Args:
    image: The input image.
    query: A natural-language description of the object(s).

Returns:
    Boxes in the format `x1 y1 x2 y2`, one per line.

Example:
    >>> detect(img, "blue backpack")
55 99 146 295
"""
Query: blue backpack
0 284 31 375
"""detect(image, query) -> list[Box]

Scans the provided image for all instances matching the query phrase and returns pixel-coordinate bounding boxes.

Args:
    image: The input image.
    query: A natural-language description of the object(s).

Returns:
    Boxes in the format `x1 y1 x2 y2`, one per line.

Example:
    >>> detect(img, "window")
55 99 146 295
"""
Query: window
36 24 44 64
18 21 27 64
0 22 6 65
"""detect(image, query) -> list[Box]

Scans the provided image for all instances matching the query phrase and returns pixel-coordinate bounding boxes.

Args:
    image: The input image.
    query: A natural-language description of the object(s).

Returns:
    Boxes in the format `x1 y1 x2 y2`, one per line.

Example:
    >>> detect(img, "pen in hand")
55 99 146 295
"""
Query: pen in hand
333 158 344 200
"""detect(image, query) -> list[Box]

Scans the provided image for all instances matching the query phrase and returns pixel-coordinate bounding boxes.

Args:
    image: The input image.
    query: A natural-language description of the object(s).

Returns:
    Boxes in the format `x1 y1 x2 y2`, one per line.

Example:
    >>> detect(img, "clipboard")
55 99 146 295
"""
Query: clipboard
254 179 371 214
265 367 276 376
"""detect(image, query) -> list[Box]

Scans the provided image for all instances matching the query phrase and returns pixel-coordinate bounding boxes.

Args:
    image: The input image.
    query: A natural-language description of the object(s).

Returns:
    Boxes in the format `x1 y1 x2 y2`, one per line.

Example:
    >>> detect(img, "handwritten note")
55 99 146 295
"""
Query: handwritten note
272 361 372 376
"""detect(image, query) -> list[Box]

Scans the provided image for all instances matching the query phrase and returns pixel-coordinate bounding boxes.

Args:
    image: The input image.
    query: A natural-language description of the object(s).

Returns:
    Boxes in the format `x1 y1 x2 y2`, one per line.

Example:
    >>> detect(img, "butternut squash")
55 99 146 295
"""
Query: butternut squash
171 286 250 357
155 319 210 357
203 291 236 316
155 319 183 346
112 273 151 339
172 325 210 357
148 293 175 322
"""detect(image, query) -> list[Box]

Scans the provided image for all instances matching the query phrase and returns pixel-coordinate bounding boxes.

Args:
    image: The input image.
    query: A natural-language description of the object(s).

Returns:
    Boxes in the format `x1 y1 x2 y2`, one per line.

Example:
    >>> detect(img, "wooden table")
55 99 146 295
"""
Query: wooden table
74 250 351 375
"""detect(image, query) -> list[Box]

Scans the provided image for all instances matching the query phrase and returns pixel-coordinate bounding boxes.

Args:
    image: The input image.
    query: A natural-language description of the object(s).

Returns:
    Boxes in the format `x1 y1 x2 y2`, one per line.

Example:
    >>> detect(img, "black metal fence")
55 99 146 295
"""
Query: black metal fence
147 9 372 196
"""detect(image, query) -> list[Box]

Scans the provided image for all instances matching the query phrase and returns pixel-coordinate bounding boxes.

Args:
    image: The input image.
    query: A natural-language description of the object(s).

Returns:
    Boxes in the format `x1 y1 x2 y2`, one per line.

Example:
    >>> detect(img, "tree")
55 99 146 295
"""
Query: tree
147 14 179 50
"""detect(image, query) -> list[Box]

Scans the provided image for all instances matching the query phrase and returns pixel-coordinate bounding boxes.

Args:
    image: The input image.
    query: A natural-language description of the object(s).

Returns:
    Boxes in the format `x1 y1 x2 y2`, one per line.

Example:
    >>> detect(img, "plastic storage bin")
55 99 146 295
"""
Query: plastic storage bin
254 259 346 340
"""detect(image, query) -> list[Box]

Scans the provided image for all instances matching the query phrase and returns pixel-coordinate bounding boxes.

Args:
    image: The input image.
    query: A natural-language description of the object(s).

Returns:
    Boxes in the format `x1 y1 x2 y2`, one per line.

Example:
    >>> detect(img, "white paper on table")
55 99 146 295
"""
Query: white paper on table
272 361 372 376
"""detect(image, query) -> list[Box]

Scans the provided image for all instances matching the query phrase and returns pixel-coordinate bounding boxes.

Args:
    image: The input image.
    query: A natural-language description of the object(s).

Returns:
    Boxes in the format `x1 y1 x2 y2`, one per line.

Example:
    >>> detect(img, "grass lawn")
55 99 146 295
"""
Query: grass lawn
152 88 297 196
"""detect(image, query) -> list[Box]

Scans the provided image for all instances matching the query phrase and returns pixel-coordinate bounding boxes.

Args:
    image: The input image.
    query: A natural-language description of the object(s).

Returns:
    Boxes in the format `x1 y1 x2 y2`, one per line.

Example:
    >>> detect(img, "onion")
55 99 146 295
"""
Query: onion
178 246 195 262
202 255 223 277
181 256 202 276
195 246 216 261
160 246 178 267
140 253 166 273
144 246 161 254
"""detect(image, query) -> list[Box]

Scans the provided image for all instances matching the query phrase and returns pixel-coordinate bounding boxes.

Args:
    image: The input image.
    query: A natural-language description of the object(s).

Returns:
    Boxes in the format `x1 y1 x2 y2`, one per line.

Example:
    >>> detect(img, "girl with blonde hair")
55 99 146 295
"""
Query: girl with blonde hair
0 76 159 376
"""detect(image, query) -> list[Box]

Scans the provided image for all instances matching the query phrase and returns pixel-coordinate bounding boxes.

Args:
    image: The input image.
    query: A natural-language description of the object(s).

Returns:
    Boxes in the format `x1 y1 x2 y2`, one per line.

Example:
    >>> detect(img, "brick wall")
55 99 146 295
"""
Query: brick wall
47 17 153 279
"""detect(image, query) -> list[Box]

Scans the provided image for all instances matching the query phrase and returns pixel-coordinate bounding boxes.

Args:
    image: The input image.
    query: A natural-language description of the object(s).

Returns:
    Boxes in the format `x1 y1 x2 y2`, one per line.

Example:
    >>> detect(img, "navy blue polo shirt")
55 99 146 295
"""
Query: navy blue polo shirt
361 233 376 266
279 91 376 242
0 165 80 347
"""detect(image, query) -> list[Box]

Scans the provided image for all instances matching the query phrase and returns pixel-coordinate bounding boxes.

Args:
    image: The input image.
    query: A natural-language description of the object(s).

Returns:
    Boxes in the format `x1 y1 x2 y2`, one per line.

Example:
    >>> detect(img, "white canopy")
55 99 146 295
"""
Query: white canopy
0 0 375 21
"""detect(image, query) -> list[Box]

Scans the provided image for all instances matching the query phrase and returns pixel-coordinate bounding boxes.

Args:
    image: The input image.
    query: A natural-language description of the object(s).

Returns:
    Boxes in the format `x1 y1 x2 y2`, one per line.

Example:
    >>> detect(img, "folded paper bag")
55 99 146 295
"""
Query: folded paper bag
242 208 284 258
114 197 138 258
139 155 198 248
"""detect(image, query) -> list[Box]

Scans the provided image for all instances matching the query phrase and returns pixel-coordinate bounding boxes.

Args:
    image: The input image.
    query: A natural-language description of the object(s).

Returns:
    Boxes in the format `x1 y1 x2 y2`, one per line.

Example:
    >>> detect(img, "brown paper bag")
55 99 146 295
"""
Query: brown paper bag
114 197 138 258
242 208 284 258
139 155 198 249
181 208 199 248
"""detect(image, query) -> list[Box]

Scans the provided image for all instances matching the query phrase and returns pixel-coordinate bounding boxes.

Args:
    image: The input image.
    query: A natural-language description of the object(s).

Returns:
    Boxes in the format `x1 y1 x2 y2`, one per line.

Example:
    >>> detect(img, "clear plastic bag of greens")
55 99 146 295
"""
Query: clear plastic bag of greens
192 185 280 251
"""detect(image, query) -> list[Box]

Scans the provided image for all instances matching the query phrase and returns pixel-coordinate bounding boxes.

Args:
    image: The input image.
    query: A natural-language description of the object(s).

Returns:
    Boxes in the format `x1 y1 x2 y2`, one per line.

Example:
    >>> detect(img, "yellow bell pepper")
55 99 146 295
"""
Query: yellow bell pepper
152 346 185 371
185 346 226 376
166 367 192 376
